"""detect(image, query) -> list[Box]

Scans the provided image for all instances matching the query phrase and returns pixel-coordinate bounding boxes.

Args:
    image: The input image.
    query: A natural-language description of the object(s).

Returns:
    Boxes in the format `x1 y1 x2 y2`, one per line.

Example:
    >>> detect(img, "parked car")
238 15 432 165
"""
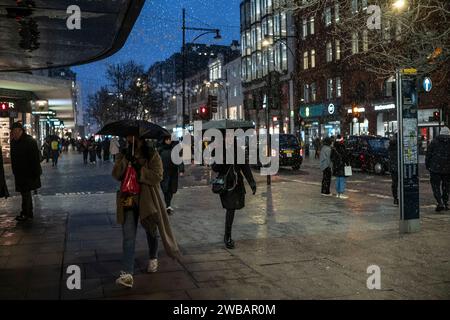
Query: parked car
345 135 390 174
257 134 303 170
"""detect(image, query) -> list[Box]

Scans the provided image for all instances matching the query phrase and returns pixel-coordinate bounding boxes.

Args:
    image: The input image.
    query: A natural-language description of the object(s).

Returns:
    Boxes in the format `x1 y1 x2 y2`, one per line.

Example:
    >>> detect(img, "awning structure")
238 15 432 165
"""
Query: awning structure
0 0 145 71
0 72 75 128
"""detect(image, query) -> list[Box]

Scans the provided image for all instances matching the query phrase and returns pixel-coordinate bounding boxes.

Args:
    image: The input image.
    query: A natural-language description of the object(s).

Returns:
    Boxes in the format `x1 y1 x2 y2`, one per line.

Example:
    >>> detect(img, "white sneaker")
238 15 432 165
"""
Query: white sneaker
321 193 333 197
167 207 174 215
336 193 341 198
147 259 158 273
116 272 133 288
340 194 349 199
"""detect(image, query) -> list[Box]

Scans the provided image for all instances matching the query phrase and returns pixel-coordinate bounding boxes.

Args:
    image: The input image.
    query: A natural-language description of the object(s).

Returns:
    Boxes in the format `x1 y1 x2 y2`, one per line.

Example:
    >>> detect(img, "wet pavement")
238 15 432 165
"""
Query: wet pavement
0 151 449 300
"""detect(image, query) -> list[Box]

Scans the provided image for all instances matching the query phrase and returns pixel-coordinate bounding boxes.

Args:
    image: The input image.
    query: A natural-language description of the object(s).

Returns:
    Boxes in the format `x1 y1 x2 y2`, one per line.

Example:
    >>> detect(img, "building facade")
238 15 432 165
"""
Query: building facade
240 0 297 135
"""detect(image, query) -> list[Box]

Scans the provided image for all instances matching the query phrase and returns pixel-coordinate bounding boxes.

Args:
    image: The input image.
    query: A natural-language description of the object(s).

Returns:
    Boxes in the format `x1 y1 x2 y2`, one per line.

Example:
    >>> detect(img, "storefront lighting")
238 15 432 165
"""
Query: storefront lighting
348 107 366 113
374 104 396 111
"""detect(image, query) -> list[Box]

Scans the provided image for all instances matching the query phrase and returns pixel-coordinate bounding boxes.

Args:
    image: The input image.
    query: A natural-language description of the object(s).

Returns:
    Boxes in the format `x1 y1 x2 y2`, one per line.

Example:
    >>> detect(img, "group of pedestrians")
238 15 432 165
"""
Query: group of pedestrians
79 137 121 165
320 135 351 199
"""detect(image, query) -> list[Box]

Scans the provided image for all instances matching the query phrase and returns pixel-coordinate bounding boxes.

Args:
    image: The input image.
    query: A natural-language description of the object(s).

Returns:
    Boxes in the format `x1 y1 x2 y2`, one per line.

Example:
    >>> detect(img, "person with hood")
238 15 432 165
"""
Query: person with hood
109 136 120 162
320 137 333 196
331 135 350 199
10 122 42 222
113 134 180 288
212 138 257 249
388 133 399 205
426 126 450 212
158 135 184 215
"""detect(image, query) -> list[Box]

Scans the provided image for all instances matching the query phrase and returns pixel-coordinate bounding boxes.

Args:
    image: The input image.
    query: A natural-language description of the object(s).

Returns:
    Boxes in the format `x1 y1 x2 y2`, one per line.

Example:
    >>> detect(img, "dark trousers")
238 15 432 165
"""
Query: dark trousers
83 151 88 164
225 209 235 237
21 191 33 217
430 173 450 206
391 171 399 200
163 191 173 207
89 151 96 163
52 151 59 166
321 168 332 194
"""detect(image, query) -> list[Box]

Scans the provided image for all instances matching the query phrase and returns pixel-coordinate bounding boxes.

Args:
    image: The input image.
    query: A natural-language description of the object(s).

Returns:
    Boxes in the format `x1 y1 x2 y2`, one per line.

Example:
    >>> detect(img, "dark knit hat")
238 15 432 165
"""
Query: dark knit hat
11 122 23 130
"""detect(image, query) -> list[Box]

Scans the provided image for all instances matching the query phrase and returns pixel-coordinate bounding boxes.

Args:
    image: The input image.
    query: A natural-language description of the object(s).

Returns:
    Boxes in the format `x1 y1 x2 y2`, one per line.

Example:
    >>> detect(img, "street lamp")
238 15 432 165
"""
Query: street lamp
182 8 222 129
393 0 406 10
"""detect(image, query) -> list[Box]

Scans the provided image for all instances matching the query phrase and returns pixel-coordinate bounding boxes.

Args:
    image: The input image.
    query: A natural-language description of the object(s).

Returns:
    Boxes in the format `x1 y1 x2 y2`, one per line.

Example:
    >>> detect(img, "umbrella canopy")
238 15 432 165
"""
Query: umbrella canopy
97 120 170 140
201 120 255 131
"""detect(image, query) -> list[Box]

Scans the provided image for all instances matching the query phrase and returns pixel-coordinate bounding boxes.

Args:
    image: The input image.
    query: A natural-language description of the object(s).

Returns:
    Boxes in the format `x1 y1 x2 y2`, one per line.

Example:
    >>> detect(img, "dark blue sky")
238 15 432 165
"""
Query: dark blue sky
73 0 241 103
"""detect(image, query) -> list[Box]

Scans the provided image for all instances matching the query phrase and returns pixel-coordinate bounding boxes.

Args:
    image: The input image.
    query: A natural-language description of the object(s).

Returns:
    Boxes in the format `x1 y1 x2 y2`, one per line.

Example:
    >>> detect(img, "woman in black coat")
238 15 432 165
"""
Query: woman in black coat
0 151 9 199
331 135 350 199
212 142 257 249
158 136 184 215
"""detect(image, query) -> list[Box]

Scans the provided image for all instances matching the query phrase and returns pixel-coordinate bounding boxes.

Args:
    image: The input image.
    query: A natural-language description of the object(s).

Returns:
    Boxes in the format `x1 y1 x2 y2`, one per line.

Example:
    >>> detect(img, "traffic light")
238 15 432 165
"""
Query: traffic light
199 105 211 121
0 102 10 118
208 95 218 113
433 111 440 122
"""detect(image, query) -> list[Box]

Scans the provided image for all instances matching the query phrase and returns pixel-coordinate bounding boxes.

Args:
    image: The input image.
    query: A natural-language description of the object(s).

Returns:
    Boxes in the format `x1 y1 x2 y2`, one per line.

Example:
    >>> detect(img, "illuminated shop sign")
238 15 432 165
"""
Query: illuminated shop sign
374 104 396 111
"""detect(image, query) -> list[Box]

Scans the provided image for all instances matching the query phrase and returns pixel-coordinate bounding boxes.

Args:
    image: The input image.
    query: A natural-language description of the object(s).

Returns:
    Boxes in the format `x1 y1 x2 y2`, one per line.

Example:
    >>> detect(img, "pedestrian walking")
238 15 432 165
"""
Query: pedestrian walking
96 140 102 160
103 138 111 162
41 139 51 163
320 137 333 196
10 122 42 222
50 137 60 167
389 133 399 205
0 151 9 200
109 136 120 162
158 135 184 215
113 135 180 288
313 137 321 159
212 140 257 250
331 135 350 199
88 137 96 164
80 139 89 164
426 126 450 212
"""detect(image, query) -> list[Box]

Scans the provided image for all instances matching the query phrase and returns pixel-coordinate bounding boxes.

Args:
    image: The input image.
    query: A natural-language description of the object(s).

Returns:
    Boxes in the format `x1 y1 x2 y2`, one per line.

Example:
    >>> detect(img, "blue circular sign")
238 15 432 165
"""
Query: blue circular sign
423 77 432 92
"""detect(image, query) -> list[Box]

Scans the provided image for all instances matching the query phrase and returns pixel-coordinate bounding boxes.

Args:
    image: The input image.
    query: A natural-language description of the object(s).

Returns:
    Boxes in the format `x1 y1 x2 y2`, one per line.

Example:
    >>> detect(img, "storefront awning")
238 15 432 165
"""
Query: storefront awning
0 0 145 71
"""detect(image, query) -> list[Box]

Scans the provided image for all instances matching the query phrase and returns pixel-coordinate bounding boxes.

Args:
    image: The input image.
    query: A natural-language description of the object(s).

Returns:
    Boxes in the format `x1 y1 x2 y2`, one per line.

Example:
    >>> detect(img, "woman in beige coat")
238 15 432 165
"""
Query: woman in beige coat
113 135 180 288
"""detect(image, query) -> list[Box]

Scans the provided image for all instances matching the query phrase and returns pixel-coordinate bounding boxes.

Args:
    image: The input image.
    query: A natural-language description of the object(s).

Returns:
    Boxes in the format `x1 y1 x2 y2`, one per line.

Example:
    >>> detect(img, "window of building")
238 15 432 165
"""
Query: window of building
274 13 281 37
251 53 257 80
383 20 391 41
281 12 287 36
303 51 309 70
256 23 262 51
310 49 316 68
325 7 332 26
303 84 310 103
257 51 263 78
362 0 368 10
309 16 315 35
336 77 342 97
209 61 221 81
327 78 333 99
362 30 369 52
302 18 308 38
396 22 402 40
326 42 333 62
335 40 341 60
311 82 317 101
335 3 340 23
281 42 288 71
256 0 261 20
251 0 256 23
351 0 358 14
352 32 359 54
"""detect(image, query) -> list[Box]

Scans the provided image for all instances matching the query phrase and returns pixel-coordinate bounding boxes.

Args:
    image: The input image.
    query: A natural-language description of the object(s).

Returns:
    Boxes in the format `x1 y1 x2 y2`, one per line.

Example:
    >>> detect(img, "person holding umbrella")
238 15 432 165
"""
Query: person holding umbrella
103 121 179 288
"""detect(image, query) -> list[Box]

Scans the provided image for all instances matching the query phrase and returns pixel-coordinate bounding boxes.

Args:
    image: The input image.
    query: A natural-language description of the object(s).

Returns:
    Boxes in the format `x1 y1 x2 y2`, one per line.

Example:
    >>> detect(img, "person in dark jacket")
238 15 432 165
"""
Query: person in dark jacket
158 135 184 215
10 122 42 222
41 139 51 163
388 133 399 205
88 137 97 164
0 151 9 199
320 137 333 196
331 135 350 199
426 127 450 212
103 138 111 162
212 140 257 249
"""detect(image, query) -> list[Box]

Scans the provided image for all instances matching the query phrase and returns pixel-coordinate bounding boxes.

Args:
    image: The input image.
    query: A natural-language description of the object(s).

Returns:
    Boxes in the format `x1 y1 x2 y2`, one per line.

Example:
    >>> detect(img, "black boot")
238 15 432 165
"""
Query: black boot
224 210 235 249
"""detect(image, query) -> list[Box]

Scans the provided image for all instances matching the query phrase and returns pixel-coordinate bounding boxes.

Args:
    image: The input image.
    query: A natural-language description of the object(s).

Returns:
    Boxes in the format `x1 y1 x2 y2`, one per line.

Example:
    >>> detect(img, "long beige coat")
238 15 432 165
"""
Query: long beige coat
112 147 180 260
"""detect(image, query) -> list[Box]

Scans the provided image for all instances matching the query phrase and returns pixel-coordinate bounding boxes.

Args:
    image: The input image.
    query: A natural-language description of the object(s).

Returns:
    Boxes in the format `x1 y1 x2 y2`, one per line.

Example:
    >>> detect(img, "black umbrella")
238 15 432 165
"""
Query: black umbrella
97 120 170 140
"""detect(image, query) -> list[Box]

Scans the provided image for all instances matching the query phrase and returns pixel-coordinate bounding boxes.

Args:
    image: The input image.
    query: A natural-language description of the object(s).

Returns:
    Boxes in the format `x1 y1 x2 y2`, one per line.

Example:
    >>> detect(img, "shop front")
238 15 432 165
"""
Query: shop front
299 102 342 147
418 108 442 154
372 102 397 137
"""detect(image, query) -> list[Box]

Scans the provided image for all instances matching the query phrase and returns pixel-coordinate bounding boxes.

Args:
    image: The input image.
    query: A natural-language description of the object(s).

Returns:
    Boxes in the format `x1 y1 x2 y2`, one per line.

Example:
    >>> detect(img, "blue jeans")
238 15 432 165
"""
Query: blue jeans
122 208 159 274
336 177 346 194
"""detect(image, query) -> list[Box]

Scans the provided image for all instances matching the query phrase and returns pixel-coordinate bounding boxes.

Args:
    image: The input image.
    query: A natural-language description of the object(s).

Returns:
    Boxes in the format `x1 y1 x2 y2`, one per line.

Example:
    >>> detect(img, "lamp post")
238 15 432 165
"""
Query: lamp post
182 8 222 128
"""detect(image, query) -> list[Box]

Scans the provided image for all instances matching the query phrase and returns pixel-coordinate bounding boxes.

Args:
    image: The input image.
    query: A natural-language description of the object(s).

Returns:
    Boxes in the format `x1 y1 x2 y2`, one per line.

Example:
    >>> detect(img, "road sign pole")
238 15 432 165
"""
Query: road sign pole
396 70 420 234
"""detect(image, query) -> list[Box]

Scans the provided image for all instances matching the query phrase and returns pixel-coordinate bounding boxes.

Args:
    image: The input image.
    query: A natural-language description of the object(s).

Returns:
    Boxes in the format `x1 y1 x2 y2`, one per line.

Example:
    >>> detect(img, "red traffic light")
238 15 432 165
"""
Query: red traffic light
0 103 9 110
201 107 206 113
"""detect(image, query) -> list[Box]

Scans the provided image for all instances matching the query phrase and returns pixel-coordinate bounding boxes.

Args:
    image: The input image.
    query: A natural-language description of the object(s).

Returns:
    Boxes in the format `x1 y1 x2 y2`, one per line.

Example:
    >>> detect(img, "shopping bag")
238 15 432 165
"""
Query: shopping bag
344 166 353 177
120 164 141 195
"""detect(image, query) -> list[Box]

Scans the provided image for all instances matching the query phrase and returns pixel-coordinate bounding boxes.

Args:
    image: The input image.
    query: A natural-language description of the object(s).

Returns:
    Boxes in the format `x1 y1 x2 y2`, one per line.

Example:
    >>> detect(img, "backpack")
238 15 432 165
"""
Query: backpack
51 141 59 151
